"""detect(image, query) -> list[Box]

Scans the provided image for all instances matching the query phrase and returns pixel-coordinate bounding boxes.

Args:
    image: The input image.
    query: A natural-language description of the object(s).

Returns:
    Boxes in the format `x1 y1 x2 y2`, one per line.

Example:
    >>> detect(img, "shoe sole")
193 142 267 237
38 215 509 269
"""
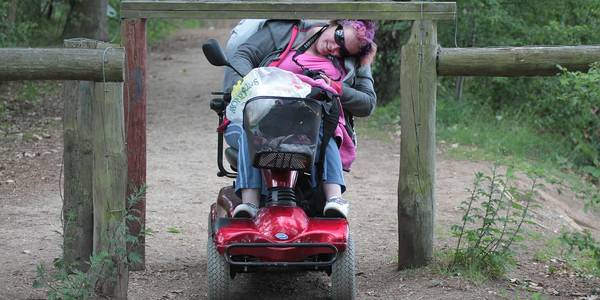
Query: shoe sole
232 204 257 218
324 209 346 218
233 211 253 218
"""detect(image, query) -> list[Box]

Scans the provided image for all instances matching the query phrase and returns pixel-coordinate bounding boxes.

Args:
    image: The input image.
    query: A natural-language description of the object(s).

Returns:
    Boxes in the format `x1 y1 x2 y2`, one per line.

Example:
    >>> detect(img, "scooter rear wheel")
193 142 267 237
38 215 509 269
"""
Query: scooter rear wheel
331 234 356 299
207 235 231 299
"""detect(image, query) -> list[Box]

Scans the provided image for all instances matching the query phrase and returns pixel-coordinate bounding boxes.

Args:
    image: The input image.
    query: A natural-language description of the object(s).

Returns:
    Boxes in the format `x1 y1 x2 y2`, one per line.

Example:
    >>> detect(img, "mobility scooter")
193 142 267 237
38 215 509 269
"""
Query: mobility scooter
203 39 356 299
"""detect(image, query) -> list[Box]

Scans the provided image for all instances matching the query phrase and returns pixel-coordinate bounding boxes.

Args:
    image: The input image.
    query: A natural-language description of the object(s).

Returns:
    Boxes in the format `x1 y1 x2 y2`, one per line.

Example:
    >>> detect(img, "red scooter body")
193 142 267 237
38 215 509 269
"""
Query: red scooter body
212 205 348 262
210 170 348 264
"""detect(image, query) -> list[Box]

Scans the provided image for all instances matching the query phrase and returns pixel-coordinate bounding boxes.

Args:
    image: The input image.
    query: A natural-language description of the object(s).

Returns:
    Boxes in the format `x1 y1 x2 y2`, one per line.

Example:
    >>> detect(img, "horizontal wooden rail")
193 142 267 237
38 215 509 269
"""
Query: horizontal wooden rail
438 46 600 76
121 1 456 20
0 48 124 81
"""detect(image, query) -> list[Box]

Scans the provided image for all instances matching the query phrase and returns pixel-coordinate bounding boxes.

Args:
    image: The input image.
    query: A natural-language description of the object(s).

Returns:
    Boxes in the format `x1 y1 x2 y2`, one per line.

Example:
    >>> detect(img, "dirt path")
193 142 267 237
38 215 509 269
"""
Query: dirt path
1 23 600 299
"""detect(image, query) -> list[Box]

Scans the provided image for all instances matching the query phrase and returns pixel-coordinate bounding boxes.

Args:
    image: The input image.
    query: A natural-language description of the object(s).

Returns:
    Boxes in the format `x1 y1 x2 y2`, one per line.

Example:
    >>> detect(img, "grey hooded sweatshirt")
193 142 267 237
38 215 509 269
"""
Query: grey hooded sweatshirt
224 20 376 118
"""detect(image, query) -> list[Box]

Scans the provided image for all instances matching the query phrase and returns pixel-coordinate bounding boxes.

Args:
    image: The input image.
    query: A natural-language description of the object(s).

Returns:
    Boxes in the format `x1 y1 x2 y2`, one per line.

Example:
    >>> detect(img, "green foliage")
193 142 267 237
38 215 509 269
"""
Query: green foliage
0 0 202 47
0 0 73 47
371 21 411 104
34 184 147 299
560 230 600 274
534 64 600 174
373 0 600 196
533 231 600 277
33 253 112 300
107 0 193 44
447 166 539 279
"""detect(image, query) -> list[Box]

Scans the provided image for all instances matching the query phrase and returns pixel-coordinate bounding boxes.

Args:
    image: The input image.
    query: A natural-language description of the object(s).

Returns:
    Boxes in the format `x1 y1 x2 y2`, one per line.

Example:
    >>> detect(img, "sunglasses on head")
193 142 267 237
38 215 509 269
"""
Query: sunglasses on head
334 25 351 57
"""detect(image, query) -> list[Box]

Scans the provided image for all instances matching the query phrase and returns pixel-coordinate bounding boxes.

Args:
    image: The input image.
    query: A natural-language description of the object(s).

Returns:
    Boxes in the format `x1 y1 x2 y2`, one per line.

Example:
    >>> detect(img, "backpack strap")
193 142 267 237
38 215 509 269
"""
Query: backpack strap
268 25 299 67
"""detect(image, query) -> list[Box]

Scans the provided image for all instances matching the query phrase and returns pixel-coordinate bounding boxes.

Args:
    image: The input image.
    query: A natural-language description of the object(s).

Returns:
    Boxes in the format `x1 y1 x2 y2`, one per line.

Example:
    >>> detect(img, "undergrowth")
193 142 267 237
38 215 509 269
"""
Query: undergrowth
559 230 600 276
361 79 599 210
439 166 539 280
34 185 146 299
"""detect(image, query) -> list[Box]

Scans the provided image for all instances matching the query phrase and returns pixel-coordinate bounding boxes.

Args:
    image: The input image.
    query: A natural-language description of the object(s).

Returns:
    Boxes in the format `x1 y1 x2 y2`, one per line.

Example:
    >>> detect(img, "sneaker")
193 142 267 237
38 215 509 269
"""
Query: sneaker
323 197 349 218
232 203 258 218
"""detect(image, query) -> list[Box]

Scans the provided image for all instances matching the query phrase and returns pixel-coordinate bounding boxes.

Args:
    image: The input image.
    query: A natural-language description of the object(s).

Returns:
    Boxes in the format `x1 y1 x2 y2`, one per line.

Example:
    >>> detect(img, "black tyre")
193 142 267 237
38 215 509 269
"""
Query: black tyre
207 235 231 299
331 234 356 299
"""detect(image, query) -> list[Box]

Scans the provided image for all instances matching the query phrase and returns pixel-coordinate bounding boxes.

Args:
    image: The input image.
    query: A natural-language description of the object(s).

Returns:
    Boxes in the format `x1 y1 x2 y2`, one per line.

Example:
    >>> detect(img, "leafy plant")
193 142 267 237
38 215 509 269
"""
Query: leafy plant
34 184 147 298
559 230 600 274
33 252 112 300
448 166 539 279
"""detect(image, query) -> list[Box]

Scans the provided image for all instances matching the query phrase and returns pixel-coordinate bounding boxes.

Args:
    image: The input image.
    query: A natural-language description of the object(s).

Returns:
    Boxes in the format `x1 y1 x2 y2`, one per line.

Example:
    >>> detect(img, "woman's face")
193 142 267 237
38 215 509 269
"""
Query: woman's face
316 24 363 58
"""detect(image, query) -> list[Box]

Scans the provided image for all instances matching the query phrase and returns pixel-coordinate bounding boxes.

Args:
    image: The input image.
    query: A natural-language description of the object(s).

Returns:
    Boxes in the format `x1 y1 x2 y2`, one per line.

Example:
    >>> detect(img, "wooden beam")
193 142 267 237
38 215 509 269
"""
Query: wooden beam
62 38 96 272
0 48 124 81
122 18 148 271
121 1 456 20
92 75 128 299
438 46 600 76
398 19 437 269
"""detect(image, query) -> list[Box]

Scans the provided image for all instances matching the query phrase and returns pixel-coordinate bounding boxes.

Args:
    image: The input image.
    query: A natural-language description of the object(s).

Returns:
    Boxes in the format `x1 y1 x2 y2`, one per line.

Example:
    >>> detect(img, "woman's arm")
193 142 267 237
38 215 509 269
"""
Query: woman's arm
224 21 293 92
341 64 377 117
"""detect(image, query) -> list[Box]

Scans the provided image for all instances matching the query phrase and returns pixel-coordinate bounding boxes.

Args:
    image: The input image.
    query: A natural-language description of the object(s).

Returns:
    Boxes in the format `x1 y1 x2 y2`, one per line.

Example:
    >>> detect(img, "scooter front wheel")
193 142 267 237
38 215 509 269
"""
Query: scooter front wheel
331 234 356 299
207 235 231 299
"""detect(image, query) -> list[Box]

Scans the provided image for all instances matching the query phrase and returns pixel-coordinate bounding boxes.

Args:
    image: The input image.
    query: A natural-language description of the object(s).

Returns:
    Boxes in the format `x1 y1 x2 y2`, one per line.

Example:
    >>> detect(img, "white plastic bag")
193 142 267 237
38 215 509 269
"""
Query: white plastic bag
226 67 312 124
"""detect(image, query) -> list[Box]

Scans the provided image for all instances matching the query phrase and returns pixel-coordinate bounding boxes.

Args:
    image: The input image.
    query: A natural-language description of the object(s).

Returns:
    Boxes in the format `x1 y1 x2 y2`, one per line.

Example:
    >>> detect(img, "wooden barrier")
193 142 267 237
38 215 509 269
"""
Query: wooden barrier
122 18 148 271
56 39 128 298
92 77 128 299
121 1 456 20
398 19 437 268
119 0 457 271
0 48 124 81
438 46 600 76
62 39 96 272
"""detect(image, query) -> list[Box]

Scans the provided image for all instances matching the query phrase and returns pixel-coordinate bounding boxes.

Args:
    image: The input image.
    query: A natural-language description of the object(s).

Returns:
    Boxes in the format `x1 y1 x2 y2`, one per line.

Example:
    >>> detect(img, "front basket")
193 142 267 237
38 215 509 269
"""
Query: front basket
243 97 322 171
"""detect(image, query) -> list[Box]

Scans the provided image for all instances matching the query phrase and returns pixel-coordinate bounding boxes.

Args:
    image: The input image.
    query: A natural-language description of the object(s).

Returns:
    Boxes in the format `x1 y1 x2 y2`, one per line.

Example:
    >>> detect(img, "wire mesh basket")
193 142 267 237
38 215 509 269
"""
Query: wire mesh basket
243 96 322 171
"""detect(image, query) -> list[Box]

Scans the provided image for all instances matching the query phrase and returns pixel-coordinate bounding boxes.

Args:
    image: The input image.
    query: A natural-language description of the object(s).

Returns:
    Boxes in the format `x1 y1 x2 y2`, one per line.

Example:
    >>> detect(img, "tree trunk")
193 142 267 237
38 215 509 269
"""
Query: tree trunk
8 0 18 25
63 0 108 41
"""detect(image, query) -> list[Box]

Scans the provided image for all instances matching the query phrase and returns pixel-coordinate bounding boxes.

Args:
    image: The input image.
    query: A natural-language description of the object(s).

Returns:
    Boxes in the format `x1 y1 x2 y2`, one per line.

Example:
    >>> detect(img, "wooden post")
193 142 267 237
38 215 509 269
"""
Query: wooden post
398 19 438 269
62 38 96 272
122 18 148 271
92 71 128 298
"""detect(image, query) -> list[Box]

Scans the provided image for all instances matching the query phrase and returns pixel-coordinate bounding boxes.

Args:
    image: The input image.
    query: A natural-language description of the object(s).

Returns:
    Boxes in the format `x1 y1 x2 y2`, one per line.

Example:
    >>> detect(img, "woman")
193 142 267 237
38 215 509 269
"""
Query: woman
223 19 377 219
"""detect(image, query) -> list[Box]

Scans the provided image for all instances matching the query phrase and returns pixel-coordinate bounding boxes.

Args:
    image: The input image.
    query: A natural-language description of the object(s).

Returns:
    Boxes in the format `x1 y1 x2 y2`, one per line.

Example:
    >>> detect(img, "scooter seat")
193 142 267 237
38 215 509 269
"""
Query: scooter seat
225 147 238 171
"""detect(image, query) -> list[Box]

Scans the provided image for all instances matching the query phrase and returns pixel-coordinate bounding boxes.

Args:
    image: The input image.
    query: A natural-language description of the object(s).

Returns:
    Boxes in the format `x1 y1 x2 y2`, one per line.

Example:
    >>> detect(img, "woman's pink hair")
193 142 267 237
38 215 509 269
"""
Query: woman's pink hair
334 20 377 56
339 20 377 43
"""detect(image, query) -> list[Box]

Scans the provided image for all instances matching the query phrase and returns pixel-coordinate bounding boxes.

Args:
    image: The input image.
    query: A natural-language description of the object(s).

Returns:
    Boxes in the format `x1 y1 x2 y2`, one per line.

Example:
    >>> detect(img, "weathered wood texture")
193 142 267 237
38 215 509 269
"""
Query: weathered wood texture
62 39 96 272
398 19 437 269
0 48 124 81
122 19 148 271
438 46 600 76
121 1 456 20
92 78 128 299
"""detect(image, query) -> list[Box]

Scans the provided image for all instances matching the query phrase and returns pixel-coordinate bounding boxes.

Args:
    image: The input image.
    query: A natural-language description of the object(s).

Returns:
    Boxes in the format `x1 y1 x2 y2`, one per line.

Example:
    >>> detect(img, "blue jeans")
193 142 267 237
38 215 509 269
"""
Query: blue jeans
224 123 345 195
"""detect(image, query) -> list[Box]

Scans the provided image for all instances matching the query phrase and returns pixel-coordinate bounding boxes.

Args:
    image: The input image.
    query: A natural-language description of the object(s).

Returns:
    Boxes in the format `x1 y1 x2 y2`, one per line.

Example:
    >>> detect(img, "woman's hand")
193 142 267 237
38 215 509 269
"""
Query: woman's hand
318 74 343 95
320 74 333 86
360 42 377 66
